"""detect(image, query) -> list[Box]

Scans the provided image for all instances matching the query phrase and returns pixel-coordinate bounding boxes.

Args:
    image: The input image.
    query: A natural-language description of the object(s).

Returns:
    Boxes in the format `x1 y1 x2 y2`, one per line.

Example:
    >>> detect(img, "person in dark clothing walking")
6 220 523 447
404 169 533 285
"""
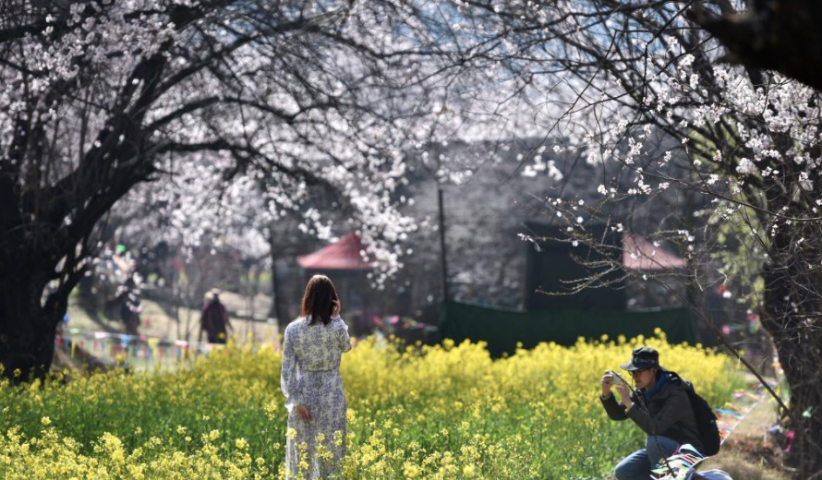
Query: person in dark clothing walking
198 289 233 344
600 347 703 480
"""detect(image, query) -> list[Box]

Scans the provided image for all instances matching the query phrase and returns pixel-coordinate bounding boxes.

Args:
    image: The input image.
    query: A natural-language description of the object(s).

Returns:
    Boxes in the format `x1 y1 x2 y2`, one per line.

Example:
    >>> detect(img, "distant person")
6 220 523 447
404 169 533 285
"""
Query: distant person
137 240 170 286
199 289 233 344
600 347 704 480
281 274 352 480
118 278 142 335
149 240 171 286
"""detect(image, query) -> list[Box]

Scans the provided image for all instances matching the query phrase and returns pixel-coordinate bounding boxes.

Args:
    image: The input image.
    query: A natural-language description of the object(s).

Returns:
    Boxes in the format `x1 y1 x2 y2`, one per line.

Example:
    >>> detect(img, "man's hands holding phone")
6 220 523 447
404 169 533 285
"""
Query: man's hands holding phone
601 370 634 409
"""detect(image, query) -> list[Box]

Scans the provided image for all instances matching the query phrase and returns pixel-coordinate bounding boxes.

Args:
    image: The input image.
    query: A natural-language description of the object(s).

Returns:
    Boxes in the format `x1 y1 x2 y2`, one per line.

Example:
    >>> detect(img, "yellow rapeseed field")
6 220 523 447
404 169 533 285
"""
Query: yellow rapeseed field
0 331 742 480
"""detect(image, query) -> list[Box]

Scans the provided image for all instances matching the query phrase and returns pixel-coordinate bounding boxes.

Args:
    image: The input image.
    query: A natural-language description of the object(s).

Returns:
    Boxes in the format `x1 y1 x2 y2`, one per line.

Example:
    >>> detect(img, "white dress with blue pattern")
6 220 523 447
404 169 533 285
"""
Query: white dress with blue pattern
281 315 352 479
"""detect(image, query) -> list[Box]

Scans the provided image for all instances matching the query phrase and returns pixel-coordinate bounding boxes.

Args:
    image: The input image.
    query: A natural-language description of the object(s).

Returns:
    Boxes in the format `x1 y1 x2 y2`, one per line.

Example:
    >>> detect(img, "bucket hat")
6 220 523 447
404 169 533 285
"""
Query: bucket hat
620 346 662 371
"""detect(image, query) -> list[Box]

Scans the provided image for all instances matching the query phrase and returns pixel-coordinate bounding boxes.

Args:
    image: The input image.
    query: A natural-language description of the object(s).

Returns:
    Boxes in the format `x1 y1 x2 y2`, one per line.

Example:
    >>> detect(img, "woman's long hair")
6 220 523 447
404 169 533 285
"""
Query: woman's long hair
300 274 340 325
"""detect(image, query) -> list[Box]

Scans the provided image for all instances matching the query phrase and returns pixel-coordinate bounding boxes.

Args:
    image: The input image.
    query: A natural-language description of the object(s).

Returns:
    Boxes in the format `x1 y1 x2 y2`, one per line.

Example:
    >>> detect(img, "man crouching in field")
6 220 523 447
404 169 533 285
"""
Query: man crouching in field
600 347 703 480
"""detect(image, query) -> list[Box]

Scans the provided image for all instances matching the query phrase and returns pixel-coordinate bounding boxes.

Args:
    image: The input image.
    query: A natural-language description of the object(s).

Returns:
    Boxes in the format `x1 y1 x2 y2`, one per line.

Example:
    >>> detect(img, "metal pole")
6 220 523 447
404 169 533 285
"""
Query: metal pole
437 184 449 302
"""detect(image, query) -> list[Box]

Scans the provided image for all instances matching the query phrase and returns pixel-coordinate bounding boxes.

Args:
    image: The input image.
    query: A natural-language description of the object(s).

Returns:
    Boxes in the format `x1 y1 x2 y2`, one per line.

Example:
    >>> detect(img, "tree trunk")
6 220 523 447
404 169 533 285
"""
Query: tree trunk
691 1 822 92
267 226 292 331
270 252 290 331
0 272 62 382
761 235 822 478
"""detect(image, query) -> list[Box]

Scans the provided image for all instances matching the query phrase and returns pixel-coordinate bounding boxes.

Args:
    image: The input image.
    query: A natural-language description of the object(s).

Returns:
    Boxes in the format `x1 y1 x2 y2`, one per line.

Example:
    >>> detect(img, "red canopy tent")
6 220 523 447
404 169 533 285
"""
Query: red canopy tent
296 232 374 270
296 233 375 334
622 233 687 270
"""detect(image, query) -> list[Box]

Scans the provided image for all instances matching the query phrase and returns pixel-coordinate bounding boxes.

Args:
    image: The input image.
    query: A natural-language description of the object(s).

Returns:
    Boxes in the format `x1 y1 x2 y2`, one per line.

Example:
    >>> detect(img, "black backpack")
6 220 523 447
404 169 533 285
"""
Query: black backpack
668 371 722 456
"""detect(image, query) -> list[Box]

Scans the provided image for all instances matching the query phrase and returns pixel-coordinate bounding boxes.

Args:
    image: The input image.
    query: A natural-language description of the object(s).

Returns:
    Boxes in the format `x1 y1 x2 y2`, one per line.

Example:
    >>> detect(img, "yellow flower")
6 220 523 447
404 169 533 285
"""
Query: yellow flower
0 331 741 480
403 462 421 478
263 401 279 421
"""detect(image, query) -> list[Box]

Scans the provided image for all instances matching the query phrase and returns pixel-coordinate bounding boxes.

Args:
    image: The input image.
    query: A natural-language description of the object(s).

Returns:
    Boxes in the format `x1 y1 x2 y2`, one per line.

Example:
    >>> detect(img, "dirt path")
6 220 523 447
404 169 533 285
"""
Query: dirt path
701 398 793 480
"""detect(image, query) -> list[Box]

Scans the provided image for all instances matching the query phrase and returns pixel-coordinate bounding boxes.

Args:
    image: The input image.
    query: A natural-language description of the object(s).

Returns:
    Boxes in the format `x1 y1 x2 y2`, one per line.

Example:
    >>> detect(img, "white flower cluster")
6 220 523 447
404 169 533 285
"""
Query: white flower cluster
3 0 472 285
519 145 564 181
532 28 822 216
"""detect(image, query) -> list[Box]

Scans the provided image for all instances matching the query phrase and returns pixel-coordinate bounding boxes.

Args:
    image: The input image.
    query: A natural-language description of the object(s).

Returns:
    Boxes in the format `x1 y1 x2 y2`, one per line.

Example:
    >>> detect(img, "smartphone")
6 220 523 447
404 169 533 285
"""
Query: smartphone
606 370 627 386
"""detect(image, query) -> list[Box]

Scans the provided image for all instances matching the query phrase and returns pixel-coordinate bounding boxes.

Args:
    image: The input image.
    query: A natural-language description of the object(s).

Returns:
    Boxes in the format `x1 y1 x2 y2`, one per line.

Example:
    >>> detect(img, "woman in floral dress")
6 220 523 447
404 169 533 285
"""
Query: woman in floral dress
281 274 352 480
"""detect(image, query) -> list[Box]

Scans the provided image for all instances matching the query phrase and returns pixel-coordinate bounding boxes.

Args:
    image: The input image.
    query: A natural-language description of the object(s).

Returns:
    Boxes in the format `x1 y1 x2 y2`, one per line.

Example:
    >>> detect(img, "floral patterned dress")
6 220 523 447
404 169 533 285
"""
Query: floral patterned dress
280 315 352 480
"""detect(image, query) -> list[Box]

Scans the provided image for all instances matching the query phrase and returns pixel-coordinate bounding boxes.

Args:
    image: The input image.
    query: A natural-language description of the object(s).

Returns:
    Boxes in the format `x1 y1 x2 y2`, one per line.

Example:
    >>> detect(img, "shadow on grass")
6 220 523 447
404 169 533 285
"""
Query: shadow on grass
75 294 122 333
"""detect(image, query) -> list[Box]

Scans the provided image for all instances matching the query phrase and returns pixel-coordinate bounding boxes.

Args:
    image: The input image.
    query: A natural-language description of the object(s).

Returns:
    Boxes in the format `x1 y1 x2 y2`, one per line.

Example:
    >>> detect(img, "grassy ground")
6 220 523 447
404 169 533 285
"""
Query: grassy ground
65 290 280 345
700 397 793 480
58 289 280 372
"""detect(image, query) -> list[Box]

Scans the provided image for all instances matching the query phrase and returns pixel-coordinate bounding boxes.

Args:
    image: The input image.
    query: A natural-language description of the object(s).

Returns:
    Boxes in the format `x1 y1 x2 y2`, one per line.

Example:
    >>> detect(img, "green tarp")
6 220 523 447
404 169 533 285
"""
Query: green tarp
440 301 698 357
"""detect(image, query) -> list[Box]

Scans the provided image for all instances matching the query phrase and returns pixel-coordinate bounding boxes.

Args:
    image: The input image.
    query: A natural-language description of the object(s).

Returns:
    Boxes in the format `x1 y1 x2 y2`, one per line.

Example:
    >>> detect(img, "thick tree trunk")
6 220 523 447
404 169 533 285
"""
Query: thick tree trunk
762 290 822 477
761 235 822 478
0 272 62 382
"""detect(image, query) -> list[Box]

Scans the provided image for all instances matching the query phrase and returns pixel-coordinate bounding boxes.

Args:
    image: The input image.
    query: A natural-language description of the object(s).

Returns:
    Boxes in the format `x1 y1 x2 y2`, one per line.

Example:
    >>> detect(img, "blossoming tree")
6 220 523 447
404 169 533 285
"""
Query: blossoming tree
0 0 468 380
433 0 822 474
